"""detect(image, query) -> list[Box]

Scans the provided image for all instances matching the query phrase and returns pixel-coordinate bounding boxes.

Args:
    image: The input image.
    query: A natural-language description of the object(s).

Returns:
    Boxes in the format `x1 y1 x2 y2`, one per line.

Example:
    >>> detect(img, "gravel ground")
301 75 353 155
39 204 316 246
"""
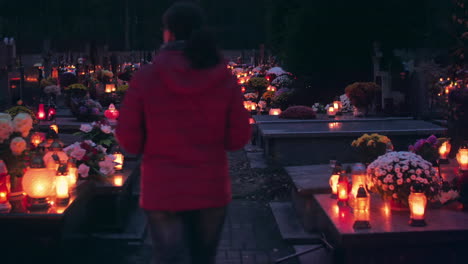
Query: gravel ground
228 150 294 202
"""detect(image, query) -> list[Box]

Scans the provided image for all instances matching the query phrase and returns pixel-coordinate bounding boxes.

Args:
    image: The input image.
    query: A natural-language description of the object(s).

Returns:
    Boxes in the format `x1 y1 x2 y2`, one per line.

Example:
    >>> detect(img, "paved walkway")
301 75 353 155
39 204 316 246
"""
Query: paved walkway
80 200 298 264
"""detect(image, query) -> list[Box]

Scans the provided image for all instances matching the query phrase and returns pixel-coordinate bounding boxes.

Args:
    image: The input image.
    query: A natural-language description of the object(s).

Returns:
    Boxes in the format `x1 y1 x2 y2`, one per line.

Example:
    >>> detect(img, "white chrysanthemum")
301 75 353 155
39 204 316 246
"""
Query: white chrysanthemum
267 67 286 76
10 137 26 156
12 113 33 138
0 117 13 143
80 124 93 133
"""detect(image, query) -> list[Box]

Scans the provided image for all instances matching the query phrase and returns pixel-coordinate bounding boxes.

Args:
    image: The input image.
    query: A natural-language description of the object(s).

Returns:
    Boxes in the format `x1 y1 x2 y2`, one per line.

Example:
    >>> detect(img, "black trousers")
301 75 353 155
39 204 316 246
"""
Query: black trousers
145 206 227 264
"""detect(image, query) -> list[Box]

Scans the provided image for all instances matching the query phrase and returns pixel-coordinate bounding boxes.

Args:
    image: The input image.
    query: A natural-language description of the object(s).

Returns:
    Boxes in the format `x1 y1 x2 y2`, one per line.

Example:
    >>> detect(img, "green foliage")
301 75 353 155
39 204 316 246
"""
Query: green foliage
5 106 38 124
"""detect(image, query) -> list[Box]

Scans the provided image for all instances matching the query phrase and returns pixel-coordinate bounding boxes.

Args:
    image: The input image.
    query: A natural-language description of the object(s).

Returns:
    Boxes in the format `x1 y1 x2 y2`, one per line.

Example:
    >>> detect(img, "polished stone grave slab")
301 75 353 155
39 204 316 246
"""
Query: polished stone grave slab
253 114 412 124
258 119 446 165
315 193 468 263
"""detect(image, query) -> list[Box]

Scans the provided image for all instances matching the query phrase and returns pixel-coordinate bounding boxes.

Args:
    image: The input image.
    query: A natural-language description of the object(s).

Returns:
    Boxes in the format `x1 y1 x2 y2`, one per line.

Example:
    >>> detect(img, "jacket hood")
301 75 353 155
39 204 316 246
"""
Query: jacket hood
154 49 229 95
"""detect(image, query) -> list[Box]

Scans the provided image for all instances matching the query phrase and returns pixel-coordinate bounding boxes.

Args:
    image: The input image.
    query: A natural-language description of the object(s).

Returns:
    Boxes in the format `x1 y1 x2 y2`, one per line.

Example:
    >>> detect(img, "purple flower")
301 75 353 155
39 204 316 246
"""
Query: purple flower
414 139 425 151
427 135 437 145
79 106 88 114
91 108 100 115
408 145 415 152
275 88 291 97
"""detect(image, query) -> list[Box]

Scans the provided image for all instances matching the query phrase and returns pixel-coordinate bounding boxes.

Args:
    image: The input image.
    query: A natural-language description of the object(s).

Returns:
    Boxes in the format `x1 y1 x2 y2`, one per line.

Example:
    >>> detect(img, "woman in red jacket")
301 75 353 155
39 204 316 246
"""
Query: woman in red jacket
116 2 251 264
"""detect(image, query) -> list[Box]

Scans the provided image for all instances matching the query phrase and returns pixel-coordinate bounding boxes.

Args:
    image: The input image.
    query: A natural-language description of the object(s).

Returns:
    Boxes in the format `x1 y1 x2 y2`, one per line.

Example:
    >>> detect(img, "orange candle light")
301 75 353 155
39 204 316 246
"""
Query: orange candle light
408 183 427 226
269 108 282 116
329 174 340 197
50 124 59 134
0 186 8 204
105 84 115 93
333 101 342 112
37 104 46 120
327 106 337 117
439 141 451 163
337 174 349 207
350 163 367 207
30 132 44 147
113 151 124 171
113 175 124 187
56 176 69 199
456 147 468 171
353 185 371 229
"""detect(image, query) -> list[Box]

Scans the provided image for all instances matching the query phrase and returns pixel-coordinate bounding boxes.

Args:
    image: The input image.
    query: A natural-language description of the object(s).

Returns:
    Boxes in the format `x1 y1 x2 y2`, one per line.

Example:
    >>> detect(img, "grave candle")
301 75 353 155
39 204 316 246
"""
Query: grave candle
269 108 282 116
408 183 427 227
327 106 337 118
31 132 44 147
353 185 371 229
56 176 69 199
457 147 468 171
439 141 451 163
113 175 124 187
333 101 342 112
350 163 367 207
37 104 46 120
50 124 59 134
337 174 349 207
329 173 340 197
105 84 115 93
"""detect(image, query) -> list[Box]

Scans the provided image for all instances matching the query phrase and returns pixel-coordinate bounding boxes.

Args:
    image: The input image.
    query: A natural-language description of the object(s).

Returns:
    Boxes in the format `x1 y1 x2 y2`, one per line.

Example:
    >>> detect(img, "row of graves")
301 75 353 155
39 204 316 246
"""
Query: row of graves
232 63 468 263
0 60 145 262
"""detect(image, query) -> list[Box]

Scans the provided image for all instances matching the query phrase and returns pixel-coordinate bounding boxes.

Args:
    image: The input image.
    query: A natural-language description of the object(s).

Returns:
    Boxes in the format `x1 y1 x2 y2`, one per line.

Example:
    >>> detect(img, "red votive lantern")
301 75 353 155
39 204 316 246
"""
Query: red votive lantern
37 104 46 120
337 174 349 207
104 104 120 121
408 183 427 227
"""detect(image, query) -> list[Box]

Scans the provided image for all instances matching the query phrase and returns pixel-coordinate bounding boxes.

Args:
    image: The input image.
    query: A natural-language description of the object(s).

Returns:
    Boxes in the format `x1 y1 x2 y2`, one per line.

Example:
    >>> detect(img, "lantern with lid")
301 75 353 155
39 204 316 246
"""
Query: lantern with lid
104 104 120 121
408 183 427 227
22 155 56 210
105 83 116 93
457 146 468 171
30 132 45 148
350 163 368 207
438 141 451 164
327 106 337 118
332 101 342 114
112 147 125 171
353 185 371 230
67 161 78 188
0 162 11 212
55 164 70 206
43 140 68 172
329 162 342 199
50 124 59 134
269 108 282 116
337 170 350 207
37 104 46 120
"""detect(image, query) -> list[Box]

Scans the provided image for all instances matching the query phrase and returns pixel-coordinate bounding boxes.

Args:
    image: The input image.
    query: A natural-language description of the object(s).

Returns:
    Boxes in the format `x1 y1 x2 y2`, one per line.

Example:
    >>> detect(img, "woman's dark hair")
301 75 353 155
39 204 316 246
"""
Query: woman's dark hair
163 2 221 69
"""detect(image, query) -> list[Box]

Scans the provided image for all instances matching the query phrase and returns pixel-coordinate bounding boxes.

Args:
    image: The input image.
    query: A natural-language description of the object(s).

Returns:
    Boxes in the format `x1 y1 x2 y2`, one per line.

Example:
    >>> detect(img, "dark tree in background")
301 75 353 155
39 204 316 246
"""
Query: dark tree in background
265 0 453 103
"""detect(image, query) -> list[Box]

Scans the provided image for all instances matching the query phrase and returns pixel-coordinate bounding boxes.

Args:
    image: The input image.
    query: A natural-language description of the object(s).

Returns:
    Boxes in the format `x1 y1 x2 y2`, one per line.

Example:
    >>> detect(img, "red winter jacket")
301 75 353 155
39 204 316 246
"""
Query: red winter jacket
116 48 251 211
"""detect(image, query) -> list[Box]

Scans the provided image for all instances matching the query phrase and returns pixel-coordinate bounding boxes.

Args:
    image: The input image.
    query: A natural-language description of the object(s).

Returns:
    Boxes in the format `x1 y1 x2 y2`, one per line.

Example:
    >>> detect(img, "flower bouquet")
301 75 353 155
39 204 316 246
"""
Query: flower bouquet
312 103 326 114
64 141 115 181
408 135 447 164
367 151 442 206
339 94 353 113
75 121 116 148
279 106 316 120
247 77 269 102
0 113 34 192
271 74 293 89
70 98 103 122
351 133 393 164
344 82 380 116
